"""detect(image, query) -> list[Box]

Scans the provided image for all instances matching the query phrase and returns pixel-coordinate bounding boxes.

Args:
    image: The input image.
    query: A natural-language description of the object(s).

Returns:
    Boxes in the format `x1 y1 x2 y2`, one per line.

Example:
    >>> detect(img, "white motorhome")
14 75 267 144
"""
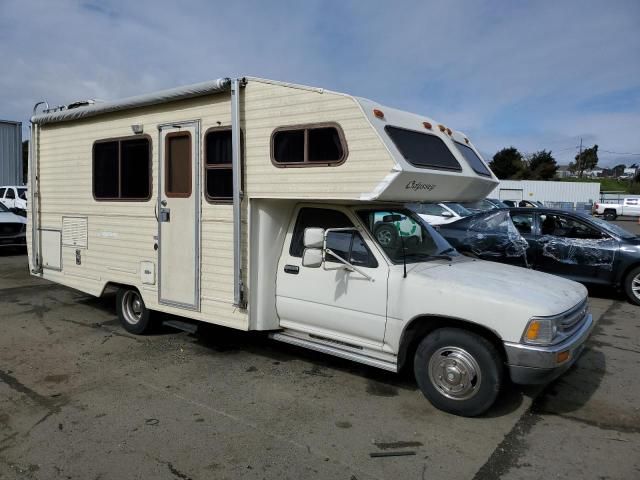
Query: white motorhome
28 77 593 416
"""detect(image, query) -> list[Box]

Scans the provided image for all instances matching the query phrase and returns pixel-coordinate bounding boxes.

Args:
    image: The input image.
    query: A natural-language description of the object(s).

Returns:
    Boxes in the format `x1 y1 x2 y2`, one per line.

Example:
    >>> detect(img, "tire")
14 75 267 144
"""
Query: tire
603 210 617 221
413 328 503 417
116 287 153 334
624 266 640 306
373 224 398 248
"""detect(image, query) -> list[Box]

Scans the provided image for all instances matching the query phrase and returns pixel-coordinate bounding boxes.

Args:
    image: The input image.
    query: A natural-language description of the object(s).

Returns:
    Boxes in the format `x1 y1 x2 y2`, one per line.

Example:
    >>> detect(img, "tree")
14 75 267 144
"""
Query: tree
574 144 598 177
489 147 524 179
611 164 626 178
527 150 558 180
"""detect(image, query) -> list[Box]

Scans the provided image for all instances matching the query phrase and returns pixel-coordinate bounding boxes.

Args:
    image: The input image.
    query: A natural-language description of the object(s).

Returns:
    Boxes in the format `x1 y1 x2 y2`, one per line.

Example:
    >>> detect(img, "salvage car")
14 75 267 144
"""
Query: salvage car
408 202 473 225
0 202 27 248
438 208 640 305
459 197 509 212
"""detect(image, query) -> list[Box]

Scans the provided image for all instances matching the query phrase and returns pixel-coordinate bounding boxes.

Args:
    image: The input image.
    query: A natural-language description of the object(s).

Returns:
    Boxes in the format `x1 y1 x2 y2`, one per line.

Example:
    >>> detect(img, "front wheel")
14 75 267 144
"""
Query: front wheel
414 328 503 416
116 287 153 334
624 266 640 306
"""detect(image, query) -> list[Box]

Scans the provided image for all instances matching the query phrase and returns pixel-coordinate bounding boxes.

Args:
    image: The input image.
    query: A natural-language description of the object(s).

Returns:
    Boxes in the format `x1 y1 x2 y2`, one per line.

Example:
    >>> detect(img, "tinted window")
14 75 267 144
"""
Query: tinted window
272 125 346 166
5 188 15 199
385 126 461 171
121 139 150 198
539 214 602 239
165 133 191 197
511 212 534 234
205 129 234 201
455 142 492 176
93 141 119 199
93 138 150 200
18 188 27 200
0 188 5 198
308 127 343 162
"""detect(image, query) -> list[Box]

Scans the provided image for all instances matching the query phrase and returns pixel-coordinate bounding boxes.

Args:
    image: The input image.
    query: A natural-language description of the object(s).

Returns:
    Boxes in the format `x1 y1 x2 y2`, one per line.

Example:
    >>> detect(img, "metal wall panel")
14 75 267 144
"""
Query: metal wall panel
0 120 22 185
489 180 600 205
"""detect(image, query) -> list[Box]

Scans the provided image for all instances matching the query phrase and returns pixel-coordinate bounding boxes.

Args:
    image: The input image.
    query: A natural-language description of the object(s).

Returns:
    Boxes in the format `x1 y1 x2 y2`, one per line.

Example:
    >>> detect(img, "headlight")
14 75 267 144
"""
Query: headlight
522 317 558 345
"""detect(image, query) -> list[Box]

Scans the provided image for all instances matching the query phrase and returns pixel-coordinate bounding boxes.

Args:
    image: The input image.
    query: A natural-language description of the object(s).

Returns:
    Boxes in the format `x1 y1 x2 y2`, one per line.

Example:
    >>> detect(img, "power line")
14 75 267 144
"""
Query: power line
599 150 640 156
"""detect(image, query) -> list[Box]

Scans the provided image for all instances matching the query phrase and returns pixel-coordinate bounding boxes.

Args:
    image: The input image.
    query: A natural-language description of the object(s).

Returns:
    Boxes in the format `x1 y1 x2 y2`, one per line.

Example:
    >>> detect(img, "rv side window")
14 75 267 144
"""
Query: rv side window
290 207 378 268
93 137 151 201
165 132 192 198
454 142 492 177
205 128 234 202
272 124 347 167
385 126 461 172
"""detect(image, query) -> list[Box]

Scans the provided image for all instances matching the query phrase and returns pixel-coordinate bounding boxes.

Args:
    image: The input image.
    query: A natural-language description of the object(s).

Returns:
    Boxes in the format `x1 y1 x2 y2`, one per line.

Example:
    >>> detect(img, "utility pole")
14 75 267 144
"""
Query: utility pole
578 137 583 177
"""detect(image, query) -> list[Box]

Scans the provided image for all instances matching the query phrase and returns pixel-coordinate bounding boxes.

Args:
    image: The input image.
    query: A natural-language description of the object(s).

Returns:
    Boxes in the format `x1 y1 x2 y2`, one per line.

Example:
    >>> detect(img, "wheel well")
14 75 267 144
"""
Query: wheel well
99 282 138 297
397 316 507 373
603 208 617 213
620 262 640 286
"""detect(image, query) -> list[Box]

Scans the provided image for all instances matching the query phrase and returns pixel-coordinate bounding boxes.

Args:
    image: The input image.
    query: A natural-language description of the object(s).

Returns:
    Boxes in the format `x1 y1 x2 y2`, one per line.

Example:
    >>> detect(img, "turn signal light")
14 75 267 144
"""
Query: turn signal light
525 320 541 341
373 109 385 119
423 121 432 130
557 350 571 364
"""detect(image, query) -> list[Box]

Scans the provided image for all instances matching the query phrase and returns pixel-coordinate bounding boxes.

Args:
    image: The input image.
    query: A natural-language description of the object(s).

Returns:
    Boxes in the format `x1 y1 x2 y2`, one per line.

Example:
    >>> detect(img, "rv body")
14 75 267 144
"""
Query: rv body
28 77 592 415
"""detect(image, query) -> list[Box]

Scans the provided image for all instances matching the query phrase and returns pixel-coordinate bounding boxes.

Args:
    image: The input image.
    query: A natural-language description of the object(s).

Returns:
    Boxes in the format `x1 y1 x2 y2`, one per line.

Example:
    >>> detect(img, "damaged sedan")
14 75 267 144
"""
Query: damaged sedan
437 208 640 305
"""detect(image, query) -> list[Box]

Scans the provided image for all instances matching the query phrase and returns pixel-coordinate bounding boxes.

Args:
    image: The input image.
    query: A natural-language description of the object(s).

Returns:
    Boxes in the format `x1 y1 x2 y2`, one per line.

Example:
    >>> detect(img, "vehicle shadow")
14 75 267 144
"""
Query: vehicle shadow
0 247 27 257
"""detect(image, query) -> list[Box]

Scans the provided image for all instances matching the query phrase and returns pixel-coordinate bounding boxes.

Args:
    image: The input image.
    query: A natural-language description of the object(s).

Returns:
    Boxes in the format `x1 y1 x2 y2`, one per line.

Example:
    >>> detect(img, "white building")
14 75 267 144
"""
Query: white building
489 180 600 207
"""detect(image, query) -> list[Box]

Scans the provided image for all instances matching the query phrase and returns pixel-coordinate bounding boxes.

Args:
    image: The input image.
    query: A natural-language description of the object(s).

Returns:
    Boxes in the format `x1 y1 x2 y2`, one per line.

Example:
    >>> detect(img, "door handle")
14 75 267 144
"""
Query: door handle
284 265 299 275
159 207 171 222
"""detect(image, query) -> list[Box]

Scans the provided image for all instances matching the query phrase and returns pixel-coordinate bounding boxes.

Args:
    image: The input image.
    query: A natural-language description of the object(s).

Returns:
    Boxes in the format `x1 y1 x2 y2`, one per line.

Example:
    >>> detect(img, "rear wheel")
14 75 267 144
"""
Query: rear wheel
116 287 152 334
414 328 503 416
624 266 640 306
603 209 617 221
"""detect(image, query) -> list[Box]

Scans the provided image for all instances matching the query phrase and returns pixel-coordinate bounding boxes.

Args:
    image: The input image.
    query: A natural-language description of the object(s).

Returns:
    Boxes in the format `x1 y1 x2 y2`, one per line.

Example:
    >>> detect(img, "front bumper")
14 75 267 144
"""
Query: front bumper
503 312 595 385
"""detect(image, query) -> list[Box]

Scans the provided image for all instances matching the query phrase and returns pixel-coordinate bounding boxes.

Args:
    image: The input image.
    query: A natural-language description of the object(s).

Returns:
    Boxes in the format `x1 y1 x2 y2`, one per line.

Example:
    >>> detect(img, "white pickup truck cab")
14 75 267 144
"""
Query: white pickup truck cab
276 203 593 416
0 186 28 211
594 198 640 220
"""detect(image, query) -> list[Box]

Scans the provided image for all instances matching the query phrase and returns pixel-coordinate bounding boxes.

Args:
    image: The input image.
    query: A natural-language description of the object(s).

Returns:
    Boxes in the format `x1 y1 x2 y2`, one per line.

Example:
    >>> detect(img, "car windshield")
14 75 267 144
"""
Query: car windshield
18 188 27 200
589 216 637 239
443 203 472 217
357 208 457 264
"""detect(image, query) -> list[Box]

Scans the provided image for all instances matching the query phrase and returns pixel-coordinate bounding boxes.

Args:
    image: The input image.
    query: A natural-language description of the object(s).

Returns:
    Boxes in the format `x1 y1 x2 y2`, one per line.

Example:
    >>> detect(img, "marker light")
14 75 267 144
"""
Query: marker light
438 124 446 132
446 128 452 136
556 350 571 364
464 138 469 144
523 318 557 345
373 109 385 119
423 121 432 130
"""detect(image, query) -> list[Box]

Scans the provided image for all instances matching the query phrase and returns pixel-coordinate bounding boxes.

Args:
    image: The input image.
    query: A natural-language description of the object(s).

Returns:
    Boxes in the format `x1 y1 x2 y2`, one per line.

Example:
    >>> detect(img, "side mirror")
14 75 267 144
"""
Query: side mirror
304 227 325 248
302 248 323 268
382 214 403 223
441 211 454 218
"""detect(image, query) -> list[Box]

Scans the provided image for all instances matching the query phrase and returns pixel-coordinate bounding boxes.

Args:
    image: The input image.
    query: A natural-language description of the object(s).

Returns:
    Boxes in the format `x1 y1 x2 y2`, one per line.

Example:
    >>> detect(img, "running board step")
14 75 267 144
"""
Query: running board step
163 319 198 334
270 332 397 372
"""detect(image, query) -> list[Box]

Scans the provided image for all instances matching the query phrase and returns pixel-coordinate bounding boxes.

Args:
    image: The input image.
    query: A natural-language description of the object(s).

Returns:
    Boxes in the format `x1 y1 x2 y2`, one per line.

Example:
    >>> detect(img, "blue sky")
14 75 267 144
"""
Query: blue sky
1 0 639 167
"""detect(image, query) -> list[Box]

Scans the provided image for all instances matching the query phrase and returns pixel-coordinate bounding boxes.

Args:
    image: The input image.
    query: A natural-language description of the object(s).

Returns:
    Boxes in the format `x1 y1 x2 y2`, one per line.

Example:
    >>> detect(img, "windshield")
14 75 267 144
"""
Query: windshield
443 203 472 217
589 216 637 239
357 208 457 264
18 188 27 200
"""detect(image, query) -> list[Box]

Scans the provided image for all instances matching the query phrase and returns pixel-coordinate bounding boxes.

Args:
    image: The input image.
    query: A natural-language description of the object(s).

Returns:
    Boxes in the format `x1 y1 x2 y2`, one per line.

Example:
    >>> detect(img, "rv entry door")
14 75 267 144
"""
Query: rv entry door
158 122 200 310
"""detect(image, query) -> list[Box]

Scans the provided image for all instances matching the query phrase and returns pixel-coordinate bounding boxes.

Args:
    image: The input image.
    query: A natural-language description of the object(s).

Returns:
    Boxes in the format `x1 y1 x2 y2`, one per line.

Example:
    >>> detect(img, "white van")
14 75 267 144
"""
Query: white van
28 77 593 416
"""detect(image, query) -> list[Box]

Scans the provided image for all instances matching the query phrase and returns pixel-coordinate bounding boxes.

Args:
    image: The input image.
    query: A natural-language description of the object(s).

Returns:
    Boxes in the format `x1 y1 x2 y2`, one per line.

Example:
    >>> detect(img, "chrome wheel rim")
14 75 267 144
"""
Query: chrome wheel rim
122 291 143 325
428 346 482 400
632 273 640 300
377 229 393 247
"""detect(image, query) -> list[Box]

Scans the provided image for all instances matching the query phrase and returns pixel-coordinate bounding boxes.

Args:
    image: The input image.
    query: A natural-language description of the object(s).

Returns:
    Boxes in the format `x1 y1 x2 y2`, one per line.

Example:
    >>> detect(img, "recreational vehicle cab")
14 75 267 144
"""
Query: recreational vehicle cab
28 77 593 416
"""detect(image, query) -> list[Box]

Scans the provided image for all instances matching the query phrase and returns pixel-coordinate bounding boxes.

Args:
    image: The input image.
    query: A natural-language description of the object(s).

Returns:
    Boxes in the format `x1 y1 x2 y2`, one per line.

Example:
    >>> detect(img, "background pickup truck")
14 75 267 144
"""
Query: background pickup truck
594 198 640 220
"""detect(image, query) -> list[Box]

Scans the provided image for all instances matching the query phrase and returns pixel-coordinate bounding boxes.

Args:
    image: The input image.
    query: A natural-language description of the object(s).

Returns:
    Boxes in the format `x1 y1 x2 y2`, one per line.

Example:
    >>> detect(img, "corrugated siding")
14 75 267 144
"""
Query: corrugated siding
0 121 22 185
490 180 601 204
29 80 394 330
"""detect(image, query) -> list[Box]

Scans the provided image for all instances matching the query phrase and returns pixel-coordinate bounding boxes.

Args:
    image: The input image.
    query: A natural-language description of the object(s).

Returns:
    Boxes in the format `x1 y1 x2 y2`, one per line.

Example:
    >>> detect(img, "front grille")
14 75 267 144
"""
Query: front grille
558 299 589 334
0 223 23 236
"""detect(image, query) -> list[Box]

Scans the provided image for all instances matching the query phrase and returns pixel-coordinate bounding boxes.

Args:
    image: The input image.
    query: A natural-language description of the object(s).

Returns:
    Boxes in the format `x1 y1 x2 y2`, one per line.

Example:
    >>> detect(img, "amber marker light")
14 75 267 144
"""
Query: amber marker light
373 109 385 119
557 351 571 364
464 138 469 144
423 121 432 130
438 124 446 132
446 128 452 136
525 320 541 341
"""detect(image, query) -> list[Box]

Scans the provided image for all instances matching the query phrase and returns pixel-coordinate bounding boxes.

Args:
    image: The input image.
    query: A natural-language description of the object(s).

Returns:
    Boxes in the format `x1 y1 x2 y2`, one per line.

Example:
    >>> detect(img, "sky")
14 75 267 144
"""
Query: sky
1 0 639 168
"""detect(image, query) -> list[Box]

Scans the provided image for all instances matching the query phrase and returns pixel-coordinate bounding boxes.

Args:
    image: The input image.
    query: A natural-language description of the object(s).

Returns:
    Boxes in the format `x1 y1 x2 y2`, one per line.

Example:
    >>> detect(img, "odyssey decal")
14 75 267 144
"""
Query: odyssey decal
405 180 436 192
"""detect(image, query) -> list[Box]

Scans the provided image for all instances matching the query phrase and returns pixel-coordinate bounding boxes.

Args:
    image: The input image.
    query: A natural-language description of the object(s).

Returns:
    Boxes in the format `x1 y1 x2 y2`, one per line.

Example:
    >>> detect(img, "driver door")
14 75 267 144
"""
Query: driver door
276 206 388 350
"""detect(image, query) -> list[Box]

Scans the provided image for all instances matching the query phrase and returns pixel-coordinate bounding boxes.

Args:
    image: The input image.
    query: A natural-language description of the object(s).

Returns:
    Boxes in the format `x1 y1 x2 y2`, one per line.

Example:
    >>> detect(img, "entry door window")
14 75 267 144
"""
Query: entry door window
165 132 192 197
